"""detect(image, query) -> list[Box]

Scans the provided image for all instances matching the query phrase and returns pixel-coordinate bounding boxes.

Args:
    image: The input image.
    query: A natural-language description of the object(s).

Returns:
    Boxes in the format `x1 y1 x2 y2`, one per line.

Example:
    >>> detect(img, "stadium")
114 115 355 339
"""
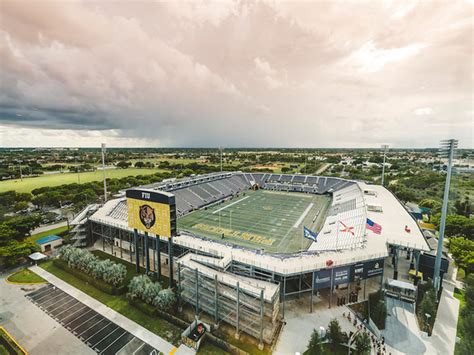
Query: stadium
72 172 434 348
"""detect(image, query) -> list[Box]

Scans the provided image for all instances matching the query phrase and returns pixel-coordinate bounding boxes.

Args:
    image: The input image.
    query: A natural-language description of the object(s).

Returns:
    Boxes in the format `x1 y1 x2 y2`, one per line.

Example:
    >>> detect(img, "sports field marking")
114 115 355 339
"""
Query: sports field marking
293 203 314 228
212 196 249 214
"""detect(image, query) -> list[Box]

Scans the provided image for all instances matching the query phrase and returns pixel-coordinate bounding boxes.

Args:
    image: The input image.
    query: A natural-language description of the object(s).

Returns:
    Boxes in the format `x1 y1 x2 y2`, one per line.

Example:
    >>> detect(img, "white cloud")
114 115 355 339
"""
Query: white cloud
0 0 472 148
349 40 426 73
414 107 433 116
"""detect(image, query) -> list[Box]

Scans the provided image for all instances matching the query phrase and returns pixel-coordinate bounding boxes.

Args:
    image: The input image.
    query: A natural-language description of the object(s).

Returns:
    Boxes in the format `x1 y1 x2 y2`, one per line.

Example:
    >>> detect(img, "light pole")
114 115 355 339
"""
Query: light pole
433 139 458 294
381 144 389 186
18 160 23 181
101 143 107 202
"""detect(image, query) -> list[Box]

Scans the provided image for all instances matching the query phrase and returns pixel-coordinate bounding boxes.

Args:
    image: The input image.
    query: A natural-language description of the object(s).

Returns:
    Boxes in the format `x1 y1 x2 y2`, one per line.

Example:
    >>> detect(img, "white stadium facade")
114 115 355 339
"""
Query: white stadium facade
70 172 446 347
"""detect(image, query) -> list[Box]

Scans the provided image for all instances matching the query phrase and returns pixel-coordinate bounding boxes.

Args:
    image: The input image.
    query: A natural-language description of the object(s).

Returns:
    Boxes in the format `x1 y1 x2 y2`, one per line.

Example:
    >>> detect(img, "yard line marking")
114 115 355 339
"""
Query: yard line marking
293 203 314 228
212 196 249 214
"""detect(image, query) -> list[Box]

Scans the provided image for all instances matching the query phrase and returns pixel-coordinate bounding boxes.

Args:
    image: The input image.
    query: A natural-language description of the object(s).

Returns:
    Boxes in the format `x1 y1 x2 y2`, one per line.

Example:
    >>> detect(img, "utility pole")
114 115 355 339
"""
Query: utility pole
434 139 458 295
101 143 107 202
381 144 389 186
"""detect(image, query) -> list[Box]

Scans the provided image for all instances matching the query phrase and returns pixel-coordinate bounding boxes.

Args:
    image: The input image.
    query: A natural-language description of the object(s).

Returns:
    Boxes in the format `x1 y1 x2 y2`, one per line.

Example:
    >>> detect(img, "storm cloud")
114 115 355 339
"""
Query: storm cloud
0 0 472 147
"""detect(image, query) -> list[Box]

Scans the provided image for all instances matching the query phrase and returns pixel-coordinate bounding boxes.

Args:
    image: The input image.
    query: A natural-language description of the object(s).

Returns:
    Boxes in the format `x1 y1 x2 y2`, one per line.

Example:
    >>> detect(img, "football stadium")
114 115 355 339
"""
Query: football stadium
71 172 437 348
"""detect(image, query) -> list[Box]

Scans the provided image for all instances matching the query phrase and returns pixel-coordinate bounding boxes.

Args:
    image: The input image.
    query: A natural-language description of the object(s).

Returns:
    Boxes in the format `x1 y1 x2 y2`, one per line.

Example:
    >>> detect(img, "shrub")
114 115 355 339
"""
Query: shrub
154 288 175 311
58 246 126 287
127 274 152 301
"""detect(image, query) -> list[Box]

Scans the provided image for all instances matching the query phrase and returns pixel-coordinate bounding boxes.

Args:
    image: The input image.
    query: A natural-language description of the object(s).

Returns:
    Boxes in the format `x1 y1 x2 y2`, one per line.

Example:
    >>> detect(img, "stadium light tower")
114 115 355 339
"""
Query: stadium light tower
381 144 389 186
220 146 223 172
433 139 458 294
101 143 107 202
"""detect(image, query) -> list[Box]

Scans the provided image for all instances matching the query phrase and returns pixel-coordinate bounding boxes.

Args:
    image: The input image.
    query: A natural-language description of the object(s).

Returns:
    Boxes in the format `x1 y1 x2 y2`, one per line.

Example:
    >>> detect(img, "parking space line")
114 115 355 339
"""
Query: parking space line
34 289 64 304
88 323 119 348
68 309 96 331
84 321 112 343
27 285 53 300
99 330 128 354
71 310 97 332
43 294 73 310
93 327 122 352
59 305 89 325
77 317 107 338
52 300 81 318
132 342 146 355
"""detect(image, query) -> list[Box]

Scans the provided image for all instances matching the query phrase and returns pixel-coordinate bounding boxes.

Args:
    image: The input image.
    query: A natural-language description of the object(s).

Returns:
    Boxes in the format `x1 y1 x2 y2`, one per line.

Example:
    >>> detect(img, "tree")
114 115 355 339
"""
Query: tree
432 214 474 239
306 328 322 354
354 332 371 354
117 161 131 169
419 199 442 215
327 319 344 350
455 197 472 218
0 239 38 266
448 237 474 275
457 275 474 354
14 201 29 212
134 161 145 168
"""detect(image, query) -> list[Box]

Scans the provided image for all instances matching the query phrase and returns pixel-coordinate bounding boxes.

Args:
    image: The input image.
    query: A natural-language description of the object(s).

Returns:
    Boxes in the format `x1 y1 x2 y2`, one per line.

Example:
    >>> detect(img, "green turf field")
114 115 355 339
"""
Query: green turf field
0 168 164 193
178 189 331 254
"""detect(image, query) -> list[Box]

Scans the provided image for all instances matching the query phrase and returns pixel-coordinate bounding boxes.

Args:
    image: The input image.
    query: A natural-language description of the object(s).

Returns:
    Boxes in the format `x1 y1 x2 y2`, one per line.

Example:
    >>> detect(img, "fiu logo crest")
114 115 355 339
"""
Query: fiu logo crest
139 205 155 229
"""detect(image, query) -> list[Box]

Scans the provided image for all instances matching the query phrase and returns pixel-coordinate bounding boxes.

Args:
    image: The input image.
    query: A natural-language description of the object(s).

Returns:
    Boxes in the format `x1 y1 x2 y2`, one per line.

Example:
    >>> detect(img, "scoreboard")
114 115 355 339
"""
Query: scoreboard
126 188 176 237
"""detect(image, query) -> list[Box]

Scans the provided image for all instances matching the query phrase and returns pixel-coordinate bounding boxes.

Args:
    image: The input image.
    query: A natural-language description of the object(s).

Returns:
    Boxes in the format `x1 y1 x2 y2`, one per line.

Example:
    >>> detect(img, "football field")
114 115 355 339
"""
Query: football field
178 189 331 254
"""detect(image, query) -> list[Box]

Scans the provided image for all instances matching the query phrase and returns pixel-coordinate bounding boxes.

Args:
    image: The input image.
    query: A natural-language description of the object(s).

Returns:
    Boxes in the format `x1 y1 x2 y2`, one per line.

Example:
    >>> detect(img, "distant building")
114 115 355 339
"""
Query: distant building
36 235 63 253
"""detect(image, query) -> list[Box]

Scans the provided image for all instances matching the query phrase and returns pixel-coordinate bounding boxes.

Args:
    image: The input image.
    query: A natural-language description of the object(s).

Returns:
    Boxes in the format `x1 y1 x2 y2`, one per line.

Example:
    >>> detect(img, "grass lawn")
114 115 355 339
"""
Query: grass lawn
454 287 465 354
39 260 183 345
0 168 165 193
7 269 46 284
26 226 69 243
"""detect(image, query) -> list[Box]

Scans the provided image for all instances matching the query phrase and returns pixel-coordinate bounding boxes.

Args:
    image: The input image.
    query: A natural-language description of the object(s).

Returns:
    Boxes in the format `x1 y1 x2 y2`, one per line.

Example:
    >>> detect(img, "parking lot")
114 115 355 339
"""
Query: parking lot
26 284 159 355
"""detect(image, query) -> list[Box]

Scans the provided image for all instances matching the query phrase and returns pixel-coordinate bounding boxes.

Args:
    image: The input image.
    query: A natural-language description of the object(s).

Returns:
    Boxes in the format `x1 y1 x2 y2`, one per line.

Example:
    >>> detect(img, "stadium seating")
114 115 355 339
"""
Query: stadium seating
136 171 355 217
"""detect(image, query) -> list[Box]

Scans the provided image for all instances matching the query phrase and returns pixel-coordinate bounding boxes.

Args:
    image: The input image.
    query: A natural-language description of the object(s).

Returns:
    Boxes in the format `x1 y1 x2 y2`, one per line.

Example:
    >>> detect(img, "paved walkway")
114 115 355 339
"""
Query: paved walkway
30 266 194 355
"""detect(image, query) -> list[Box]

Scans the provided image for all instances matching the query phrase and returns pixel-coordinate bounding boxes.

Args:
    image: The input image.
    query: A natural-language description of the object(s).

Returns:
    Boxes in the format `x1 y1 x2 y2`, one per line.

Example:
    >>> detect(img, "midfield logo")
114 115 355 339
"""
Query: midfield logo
139 205 156 229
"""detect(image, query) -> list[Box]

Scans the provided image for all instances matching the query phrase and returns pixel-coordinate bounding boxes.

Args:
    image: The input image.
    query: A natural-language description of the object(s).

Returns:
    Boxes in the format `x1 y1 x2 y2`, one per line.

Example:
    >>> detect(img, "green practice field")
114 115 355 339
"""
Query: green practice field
178 189 331 254
0 168 163 193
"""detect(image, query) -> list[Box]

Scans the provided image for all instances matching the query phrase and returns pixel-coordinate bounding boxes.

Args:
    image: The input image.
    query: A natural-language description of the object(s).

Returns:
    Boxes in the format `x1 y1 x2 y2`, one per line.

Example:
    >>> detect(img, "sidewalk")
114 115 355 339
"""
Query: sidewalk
30 265 194 355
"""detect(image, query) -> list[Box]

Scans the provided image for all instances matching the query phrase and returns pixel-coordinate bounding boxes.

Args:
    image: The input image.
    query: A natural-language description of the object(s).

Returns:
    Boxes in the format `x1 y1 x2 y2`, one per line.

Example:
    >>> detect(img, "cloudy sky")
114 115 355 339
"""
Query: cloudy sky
0 0 472 148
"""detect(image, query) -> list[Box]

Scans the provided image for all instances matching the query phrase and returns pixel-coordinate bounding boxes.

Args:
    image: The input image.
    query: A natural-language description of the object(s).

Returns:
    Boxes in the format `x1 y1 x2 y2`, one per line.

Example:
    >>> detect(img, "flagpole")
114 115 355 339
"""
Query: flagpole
336 221 339 251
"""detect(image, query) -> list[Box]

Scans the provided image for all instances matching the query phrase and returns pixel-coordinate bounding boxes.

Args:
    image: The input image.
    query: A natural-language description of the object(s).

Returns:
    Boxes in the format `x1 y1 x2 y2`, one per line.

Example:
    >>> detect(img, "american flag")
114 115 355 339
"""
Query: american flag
366 218 382 234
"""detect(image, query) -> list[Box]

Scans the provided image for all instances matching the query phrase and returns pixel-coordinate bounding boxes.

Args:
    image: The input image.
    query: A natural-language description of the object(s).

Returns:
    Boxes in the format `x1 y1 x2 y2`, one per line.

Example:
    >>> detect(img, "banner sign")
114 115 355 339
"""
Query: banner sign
313 259 385 290
333 266 351 285
313 269 332 289
363 259 384 278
